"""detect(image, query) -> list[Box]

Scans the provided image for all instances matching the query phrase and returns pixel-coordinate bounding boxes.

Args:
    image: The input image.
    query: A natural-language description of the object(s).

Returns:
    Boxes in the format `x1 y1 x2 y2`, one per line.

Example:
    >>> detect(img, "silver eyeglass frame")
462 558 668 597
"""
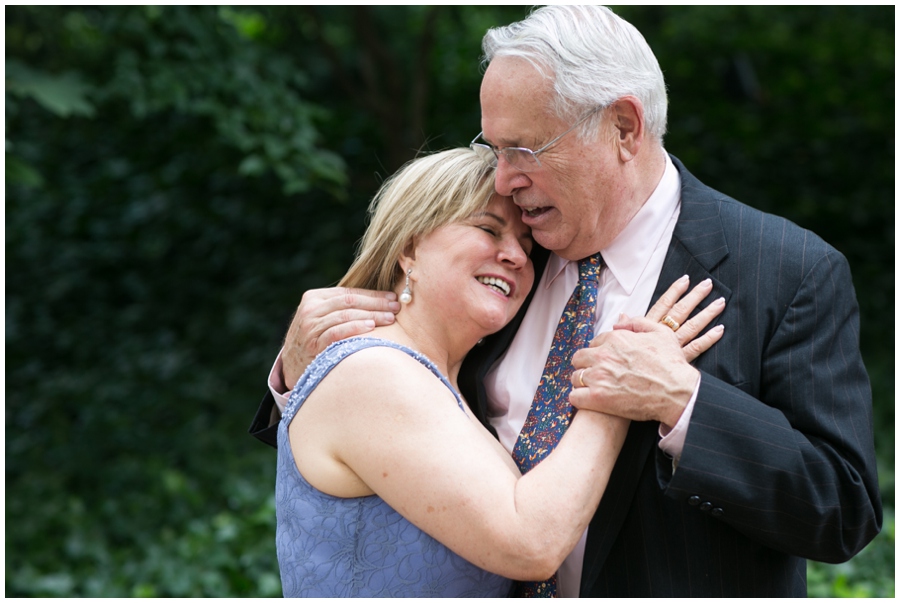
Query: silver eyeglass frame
470 106 603 173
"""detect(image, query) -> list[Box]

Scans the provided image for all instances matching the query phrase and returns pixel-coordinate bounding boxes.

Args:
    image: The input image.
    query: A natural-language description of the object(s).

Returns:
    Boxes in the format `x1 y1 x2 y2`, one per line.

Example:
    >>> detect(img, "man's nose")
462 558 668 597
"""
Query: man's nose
493 155 532 197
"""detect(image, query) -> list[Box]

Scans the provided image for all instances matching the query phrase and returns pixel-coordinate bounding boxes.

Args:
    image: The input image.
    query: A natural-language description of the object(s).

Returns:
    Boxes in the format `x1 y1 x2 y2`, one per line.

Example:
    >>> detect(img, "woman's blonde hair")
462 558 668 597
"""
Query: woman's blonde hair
340 148 497 292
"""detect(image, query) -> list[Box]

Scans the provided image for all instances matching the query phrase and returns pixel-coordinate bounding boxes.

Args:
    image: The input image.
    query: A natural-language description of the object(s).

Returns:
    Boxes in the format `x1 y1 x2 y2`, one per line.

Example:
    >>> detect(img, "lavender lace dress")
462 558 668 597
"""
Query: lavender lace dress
275 337 512 597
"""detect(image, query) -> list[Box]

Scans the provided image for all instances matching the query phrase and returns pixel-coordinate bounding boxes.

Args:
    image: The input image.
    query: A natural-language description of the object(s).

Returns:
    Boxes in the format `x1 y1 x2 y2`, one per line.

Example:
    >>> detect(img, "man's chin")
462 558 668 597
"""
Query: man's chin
532 229 564 253
535 236 587 261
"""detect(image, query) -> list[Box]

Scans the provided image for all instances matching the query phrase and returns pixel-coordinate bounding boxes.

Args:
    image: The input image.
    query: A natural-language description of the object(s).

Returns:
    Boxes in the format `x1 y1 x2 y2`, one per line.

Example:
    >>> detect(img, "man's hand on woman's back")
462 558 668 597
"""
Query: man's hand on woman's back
282 288 400 389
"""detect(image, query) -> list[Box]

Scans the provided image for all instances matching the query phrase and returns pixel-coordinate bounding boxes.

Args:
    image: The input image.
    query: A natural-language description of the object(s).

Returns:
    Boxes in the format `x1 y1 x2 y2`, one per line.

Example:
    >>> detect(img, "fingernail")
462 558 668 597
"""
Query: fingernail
388 302 401 312
385 292 397 300
678 275 689 283
382 312 396 322
713 296 725 306
701 278 712 287
712 324 724 333
364 320 376 329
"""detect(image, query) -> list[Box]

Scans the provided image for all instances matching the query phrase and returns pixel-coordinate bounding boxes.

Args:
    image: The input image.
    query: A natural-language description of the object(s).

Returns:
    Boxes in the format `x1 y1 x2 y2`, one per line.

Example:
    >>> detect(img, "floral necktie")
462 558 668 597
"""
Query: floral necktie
511 253 603 597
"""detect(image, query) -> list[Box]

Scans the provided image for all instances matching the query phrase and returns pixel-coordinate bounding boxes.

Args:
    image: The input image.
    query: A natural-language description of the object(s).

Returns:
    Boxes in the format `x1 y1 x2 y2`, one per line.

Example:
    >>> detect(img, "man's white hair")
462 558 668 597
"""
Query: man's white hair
482 5 668 141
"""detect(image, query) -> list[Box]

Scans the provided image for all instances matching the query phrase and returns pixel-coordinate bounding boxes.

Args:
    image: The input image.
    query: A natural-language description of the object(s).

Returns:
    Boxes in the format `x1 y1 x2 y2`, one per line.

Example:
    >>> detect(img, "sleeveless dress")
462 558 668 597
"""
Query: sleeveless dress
275 337 513 597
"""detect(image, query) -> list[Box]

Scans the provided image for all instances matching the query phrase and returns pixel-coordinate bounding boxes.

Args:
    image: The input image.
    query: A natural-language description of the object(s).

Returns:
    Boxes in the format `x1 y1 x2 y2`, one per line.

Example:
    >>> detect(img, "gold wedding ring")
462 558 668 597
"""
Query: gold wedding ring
576 368 587 388
661 315 680 332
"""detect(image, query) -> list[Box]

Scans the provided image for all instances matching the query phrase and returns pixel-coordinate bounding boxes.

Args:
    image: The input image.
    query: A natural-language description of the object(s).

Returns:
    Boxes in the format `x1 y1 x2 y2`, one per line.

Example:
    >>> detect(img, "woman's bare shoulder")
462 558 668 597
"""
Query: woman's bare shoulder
312 342 453 411
329 342 434 379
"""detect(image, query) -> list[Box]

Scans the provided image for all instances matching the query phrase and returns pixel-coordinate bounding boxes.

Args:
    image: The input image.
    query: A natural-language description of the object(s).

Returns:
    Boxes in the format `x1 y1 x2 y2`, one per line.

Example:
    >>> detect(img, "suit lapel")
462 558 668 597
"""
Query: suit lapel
580 155 733 594
654 156 733 315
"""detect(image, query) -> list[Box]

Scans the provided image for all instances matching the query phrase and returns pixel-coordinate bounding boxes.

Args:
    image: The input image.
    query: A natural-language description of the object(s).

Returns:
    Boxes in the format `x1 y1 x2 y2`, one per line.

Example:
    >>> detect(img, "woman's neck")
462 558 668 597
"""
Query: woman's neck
373 309 480 388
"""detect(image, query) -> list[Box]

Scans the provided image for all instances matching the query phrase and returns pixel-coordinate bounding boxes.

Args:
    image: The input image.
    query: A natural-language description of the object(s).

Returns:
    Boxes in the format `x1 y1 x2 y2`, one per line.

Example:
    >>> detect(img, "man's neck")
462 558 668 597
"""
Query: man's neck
623 142 668 230
592 143 668 257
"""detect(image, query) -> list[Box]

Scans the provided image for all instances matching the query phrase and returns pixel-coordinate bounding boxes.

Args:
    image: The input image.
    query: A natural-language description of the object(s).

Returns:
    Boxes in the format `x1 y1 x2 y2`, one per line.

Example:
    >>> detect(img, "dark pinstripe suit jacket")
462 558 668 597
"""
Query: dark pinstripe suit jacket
250 156 881 597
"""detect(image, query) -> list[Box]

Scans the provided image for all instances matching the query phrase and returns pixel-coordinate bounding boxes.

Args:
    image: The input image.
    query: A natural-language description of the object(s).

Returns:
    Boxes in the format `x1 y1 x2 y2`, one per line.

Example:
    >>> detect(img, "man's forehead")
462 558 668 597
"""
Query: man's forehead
482 56 550 98
480 59 557 144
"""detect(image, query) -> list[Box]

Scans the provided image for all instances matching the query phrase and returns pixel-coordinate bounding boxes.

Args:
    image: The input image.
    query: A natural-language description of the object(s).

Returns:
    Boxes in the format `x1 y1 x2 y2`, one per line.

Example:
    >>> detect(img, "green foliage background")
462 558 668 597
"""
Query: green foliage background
6 6 894 597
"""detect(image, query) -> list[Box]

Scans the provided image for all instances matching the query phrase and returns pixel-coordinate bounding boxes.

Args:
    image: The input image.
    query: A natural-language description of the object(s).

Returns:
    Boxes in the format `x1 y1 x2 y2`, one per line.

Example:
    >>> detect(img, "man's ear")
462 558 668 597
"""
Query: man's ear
610 96 645 162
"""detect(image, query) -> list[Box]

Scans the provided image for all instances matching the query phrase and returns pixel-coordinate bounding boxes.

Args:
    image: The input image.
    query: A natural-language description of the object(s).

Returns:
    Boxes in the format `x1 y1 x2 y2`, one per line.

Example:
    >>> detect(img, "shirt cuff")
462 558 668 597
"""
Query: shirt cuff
658 373 701 468
267 347 290 414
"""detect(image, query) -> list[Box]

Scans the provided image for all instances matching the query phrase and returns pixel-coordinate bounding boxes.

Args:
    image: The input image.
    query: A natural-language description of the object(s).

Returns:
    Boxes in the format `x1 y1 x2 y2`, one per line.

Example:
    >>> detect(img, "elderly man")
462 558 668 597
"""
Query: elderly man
251 6 880 597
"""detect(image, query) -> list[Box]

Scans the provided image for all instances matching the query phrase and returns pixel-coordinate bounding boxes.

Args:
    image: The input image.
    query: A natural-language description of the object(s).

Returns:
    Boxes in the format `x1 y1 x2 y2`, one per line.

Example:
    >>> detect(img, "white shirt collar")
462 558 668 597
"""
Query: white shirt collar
544 153 681 293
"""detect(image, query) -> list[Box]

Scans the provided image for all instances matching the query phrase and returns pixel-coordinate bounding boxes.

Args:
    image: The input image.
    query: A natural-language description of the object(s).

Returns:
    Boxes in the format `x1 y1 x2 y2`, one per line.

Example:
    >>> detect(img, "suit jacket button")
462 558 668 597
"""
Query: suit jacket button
688 496 701 506
700 501 712 512
711 507 724 518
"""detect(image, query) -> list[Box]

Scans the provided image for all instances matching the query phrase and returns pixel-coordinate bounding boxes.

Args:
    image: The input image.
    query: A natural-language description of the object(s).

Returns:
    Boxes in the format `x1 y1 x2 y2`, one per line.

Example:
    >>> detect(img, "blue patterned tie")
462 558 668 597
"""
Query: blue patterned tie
511 253 603 598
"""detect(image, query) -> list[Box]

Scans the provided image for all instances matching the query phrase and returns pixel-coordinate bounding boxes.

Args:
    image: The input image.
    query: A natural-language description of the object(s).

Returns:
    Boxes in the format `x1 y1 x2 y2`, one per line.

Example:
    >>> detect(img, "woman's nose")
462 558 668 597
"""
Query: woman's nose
499 236 528 268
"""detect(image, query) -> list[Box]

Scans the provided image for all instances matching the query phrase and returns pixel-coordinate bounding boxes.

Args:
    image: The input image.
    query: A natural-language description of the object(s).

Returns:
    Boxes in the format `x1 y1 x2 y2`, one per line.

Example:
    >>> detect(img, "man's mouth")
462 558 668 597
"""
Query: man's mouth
521 206 551 219
476 276 512 297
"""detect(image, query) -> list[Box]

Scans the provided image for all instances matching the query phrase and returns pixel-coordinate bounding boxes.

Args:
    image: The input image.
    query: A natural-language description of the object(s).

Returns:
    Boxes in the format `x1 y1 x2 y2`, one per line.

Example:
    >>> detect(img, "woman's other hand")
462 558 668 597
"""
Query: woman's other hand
622 275 725 362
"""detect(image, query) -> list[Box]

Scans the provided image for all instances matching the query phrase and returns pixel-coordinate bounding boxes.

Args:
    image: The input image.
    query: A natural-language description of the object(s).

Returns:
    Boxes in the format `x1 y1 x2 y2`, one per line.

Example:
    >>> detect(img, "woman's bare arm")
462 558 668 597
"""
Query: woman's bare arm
290 346 627 581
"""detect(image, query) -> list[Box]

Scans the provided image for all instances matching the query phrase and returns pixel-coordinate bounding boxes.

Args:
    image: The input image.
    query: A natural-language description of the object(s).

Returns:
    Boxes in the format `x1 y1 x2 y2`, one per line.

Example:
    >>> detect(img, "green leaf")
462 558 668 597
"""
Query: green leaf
237 154 266 176
6 153 45 188
6 59 96 118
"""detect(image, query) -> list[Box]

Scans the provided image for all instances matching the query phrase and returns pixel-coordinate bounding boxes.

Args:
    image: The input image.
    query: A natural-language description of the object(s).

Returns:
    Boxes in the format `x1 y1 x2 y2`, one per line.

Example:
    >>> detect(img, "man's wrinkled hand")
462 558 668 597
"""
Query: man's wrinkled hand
282 287 400 390
569 320 700 427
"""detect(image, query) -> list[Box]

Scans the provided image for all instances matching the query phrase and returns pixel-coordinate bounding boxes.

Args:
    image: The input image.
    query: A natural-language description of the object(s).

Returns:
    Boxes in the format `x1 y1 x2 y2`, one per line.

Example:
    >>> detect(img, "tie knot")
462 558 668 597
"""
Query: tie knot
577 253 603 282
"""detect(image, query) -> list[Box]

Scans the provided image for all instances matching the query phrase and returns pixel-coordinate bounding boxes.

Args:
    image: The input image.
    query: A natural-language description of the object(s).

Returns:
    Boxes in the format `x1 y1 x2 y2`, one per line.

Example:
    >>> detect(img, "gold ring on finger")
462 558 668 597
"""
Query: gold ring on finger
661 315 680 332
576 368 587 388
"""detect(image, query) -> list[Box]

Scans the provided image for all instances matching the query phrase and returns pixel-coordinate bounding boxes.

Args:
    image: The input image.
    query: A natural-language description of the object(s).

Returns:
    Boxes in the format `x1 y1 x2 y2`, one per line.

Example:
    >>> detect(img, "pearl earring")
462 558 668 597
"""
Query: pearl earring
400 269 412 304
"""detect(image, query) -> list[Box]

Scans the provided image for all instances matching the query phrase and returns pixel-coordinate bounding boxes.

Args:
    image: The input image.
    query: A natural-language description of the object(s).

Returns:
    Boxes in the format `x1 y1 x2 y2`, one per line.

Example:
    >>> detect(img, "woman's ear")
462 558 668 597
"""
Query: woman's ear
397 237 418 304
399 236 417 272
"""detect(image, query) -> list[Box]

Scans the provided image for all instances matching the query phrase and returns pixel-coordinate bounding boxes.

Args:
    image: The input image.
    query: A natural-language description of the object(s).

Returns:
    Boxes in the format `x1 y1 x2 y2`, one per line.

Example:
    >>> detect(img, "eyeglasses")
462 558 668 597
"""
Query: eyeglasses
470 106 603 173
